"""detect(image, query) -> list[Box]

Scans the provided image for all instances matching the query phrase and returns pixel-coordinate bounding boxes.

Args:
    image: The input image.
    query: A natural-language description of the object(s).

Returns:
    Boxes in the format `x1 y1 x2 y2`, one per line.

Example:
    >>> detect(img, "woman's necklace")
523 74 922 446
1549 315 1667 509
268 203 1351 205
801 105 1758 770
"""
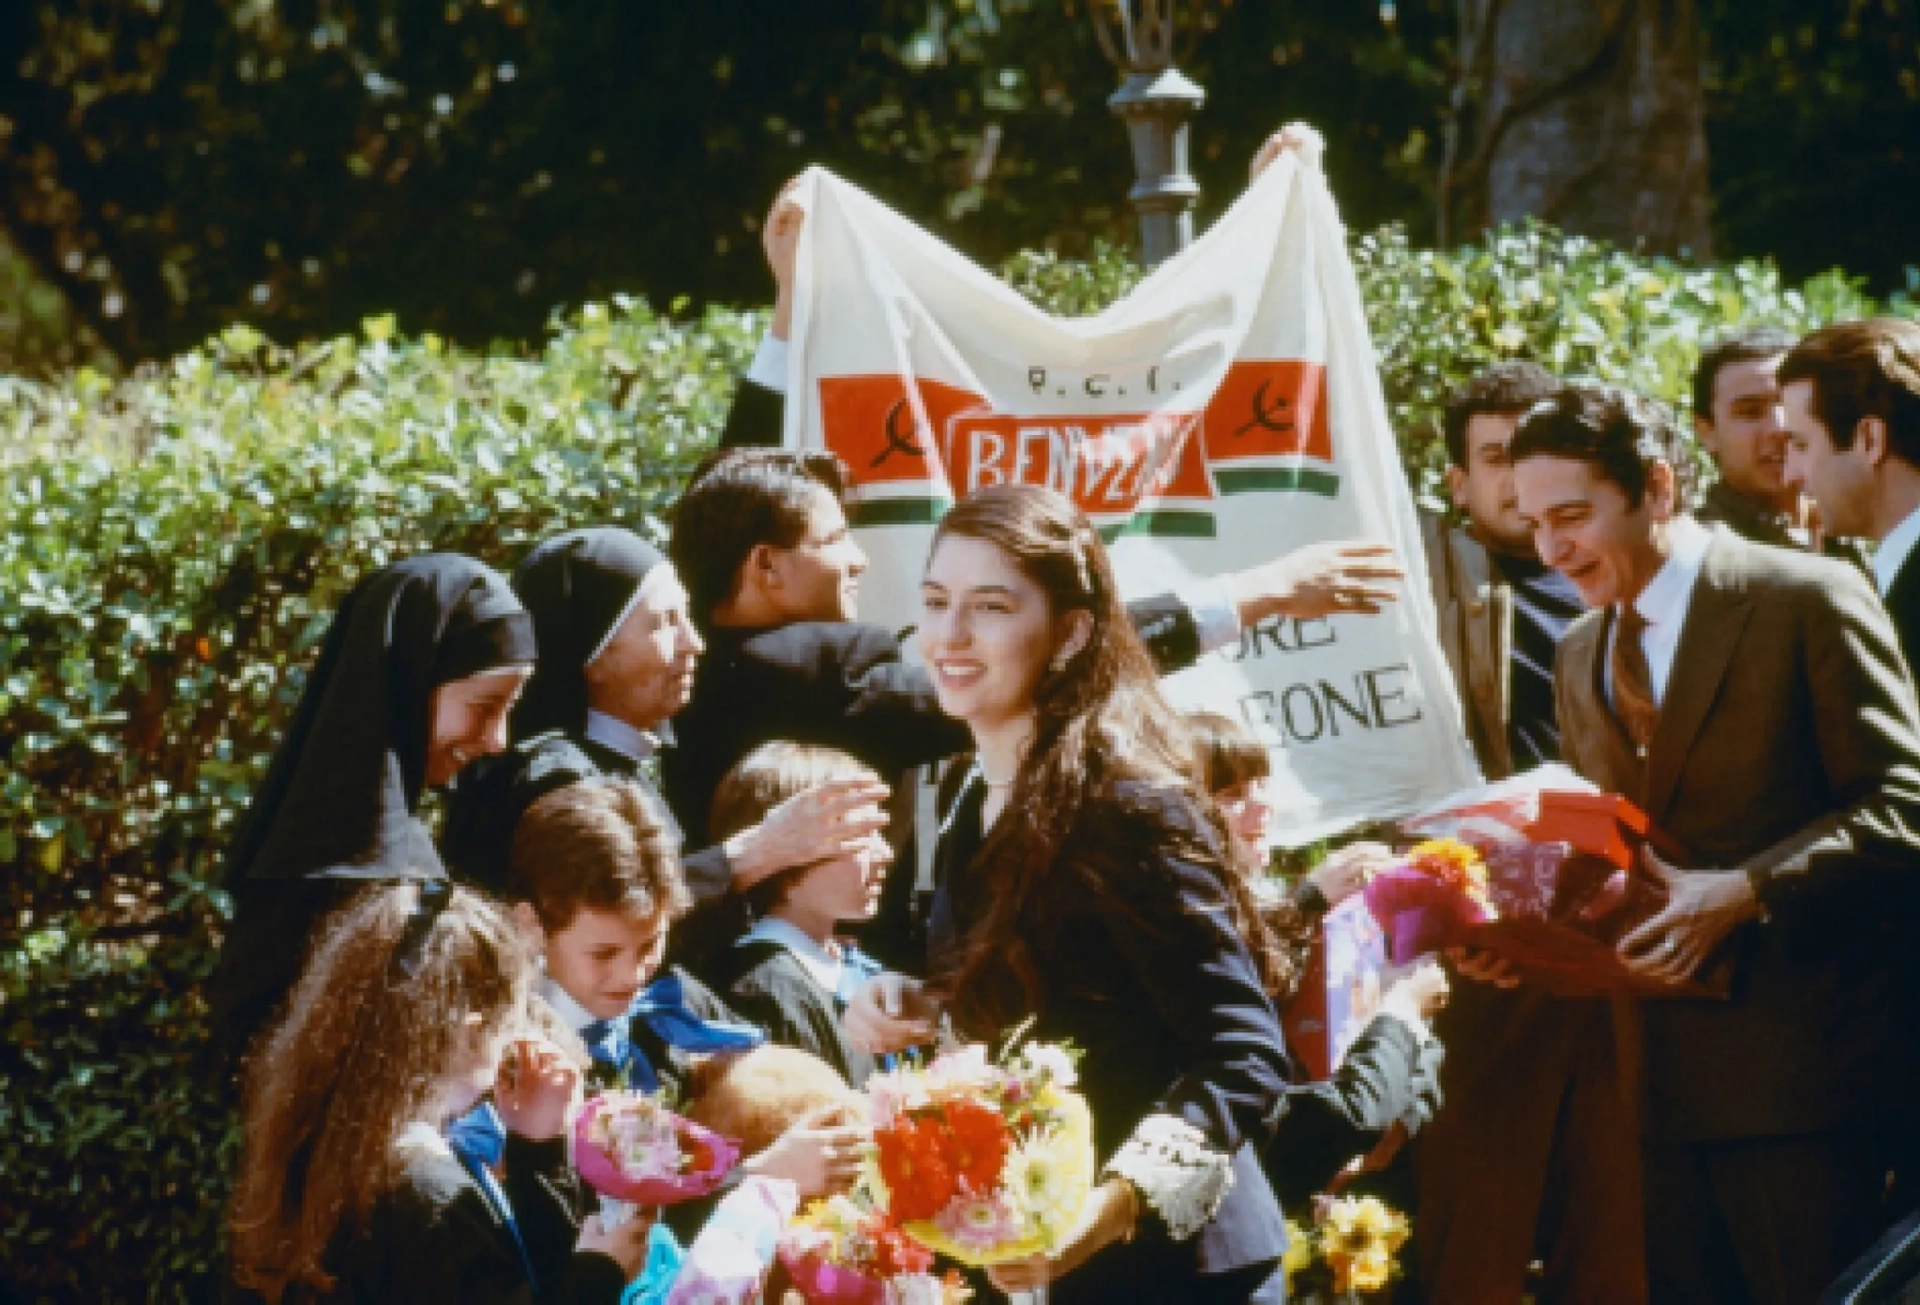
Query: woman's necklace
976 763 1016 790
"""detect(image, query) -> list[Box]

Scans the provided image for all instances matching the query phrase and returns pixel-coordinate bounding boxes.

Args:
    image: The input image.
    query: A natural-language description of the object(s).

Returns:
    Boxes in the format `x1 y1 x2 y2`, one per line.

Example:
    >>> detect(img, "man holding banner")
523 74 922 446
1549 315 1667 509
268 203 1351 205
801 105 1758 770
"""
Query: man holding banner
726 132 1480 844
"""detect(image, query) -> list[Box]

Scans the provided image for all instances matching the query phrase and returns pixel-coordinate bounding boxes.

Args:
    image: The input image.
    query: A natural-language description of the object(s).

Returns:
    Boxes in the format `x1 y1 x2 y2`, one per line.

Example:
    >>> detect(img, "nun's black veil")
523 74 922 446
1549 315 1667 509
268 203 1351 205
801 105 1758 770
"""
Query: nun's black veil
438 528 664 893
508 526 667 739
210 553 534 1055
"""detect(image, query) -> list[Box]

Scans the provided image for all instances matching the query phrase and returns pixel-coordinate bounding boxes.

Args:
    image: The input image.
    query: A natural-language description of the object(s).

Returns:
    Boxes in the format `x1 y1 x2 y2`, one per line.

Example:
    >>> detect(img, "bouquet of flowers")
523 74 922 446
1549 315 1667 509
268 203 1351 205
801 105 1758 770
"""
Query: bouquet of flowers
1361 838 1497 964
1398 768 1732 997
1282 1195 1412 1303
777 1193 971 1305
573 1090 741 1227
860 1040 1094 1269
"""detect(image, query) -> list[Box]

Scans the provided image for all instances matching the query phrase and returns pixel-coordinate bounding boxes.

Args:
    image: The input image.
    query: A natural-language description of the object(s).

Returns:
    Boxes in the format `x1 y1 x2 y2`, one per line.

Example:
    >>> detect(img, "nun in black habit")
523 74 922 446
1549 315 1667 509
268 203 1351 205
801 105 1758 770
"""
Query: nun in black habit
443 526 875 906
209 554 536 1058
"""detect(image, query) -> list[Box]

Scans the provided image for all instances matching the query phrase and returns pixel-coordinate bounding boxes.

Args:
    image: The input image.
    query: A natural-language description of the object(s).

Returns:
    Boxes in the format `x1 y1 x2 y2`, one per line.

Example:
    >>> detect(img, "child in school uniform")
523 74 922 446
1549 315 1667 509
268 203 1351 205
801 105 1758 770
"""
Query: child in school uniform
504 775 868 1235
228 881 652 1304
706 742 894 1088
1188 710 1448 1208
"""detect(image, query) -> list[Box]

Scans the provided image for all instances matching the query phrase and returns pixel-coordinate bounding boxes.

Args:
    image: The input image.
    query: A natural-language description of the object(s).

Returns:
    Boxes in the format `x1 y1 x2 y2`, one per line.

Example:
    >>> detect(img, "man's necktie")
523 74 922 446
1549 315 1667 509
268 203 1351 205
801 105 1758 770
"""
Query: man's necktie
1612 605 1660 753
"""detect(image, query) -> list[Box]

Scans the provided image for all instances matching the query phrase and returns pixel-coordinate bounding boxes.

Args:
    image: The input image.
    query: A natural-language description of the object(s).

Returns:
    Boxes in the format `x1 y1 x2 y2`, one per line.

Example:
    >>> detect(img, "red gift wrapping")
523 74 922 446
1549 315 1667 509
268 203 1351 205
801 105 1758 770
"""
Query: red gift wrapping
1522 791 1646 870
1393 789 1731 997
1460 830 1731 999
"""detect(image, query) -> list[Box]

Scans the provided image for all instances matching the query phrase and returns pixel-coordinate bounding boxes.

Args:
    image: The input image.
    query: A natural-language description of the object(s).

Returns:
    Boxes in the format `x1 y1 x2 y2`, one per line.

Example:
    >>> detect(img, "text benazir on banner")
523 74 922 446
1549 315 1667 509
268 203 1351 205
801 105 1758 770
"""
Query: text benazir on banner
779 156 1481 839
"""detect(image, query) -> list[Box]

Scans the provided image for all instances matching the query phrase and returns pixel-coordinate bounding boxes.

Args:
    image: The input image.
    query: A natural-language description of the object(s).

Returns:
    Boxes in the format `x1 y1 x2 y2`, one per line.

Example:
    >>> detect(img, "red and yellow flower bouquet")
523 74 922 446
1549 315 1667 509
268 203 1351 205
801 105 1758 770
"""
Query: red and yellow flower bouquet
777 1193 971 1305
860 1041 1094 1269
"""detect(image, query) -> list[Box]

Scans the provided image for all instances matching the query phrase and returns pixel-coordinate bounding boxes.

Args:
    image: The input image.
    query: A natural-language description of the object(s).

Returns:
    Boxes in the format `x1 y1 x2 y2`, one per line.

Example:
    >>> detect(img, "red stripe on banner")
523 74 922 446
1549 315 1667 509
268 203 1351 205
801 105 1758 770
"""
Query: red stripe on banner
818 374 984 487
1201 360 1332 464
818 358 1334 524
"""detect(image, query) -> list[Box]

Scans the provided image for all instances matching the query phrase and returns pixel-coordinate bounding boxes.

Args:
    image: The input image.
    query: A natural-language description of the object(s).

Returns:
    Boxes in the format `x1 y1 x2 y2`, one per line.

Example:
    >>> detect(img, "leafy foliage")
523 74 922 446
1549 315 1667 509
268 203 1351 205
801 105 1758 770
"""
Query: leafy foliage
0 0 1451 365
2 296 757 1301
3 224 1913 1300
8 0 1919 377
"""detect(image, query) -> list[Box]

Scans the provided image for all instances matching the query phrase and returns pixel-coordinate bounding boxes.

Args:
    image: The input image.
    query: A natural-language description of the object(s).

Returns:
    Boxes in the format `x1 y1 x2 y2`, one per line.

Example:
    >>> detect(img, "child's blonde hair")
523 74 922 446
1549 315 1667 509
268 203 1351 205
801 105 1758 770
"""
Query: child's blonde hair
229 882 533 1302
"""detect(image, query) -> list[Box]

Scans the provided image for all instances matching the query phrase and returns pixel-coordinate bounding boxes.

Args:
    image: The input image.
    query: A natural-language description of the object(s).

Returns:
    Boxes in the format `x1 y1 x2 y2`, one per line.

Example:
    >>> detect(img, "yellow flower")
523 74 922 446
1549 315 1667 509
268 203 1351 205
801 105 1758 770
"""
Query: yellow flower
1282 1219 1314 1283
1407 837 1495 912
1004 1128 1080 1233
1345 1246 1395 1293
1315 1195 1412 1293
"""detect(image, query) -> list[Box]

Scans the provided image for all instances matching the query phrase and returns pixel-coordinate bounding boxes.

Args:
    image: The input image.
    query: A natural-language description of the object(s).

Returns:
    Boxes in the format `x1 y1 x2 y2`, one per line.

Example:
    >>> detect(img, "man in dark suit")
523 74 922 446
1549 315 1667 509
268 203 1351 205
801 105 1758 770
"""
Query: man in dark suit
1511 382 1920 1304
1780 317 1920 665
1691 327 1872 568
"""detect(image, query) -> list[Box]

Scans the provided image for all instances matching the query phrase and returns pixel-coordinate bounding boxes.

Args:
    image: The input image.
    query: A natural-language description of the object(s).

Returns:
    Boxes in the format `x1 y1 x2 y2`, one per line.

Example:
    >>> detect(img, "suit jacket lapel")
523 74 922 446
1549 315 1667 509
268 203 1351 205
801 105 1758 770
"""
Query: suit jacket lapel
1644 531 1754 825
1884 551 1920 668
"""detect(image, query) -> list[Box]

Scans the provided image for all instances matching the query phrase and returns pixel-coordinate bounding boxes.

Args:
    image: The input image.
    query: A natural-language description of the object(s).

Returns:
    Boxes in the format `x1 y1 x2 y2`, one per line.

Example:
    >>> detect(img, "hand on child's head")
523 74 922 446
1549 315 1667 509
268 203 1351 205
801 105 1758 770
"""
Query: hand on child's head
494 1037 580 1141
578 1211 656 1279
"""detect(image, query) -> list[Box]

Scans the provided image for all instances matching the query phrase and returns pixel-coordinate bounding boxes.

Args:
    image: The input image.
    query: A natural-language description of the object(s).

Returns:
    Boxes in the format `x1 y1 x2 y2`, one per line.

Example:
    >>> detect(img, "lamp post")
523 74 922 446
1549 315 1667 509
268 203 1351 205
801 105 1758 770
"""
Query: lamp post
1092 0 1205 267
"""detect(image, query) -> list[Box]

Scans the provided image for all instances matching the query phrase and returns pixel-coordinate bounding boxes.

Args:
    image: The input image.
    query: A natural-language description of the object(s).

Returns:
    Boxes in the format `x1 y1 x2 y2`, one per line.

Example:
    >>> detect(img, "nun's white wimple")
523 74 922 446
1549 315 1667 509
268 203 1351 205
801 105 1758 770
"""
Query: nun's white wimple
584 564 674 666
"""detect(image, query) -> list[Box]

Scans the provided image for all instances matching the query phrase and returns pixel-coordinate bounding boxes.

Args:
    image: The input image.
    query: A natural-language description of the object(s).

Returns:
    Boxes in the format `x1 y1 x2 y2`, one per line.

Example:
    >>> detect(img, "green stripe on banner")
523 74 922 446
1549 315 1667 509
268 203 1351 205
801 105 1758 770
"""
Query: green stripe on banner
1214 466 1342 497
848 498 952 527
1098 510 1217 541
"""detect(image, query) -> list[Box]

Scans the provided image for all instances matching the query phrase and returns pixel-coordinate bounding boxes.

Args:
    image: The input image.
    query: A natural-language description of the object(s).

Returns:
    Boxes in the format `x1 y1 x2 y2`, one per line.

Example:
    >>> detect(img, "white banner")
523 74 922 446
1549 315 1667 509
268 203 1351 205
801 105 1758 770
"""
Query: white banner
781 160 1481 839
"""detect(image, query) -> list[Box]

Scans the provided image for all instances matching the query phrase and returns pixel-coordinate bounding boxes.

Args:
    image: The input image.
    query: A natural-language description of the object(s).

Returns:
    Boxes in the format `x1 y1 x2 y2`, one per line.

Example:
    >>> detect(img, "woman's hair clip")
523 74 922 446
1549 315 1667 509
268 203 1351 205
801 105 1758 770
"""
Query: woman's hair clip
392 877 453 978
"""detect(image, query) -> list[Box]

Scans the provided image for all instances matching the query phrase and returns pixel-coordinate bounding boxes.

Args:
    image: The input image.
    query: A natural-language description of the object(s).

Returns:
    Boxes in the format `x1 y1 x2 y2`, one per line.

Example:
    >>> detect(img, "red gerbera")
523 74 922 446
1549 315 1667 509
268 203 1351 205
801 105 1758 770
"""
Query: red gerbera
681 1133 715 1174
870 1218 934 1277
940 1099 1011 1193
876 1116 957 1221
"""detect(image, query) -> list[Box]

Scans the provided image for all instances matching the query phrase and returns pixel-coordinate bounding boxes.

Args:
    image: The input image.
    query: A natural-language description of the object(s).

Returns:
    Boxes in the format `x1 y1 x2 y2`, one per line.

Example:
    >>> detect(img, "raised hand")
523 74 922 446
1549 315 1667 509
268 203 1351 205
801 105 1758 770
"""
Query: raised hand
577 1211 656 1279
493 1037 580 1141
764 176 806 341
1226 541 1404 625
1307 840 1395 907
1250 121 1327 181
727 776 891 891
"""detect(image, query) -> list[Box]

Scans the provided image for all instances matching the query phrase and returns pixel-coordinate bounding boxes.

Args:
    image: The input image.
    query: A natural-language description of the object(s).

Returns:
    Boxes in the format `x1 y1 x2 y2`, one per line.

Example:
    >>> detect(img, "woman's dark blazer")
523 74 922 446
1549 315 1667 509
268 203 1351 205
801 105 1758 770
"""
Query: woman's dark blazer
930 778 1294 1295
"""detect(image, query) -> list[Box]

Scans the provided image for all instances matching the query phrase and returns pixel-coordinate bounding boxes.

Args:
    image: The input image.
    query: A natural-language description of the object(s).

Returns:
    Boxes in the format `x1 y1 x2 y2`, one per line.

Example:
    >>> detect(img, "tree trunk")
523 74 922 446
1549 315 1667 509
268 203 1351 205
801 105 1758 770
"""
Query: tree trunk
1446 0 1711 257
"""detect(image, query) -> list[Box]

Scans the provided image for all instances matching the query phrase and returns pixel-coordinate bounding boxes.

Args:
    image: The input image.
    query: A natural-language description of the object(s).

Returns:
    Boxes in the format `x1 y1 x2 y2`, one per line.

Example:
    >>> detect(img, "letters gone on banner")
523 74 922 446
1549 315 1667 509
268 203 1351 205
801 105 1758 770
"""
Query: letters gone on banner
781 161 1481 840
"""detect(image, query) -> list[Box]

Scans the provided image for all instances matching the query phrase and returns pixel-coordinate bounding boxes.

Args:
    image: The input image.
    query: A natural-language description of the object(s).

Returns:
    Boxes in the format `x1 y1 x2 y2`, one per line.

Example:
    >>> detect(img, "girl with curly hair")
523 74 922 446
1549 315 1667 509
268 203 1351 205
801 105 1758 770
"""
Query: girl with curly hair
228 882 652 1303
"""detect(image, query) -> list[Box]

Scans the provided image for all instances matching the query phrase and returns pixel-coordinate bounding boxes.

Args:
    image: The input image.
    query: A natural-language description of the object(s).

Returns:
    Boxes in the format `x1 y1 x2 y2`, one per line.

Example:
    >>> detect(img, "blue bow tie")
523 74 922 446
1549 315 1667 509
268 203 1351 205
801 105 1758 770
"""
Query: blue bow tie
581 973 763 1092
836 944 884 1005
445 1100 507 1169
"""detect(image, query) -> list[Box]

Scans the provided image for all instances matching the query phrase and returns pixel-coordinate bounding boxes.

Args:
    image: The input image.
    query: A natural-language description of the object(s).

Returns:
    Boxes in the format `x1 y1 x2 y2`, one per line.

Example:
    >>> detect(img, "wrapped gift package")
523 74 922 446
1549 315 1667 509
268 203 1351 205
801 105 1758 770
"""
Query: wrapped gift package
1282 897 1391 1081
1404 777 1731 999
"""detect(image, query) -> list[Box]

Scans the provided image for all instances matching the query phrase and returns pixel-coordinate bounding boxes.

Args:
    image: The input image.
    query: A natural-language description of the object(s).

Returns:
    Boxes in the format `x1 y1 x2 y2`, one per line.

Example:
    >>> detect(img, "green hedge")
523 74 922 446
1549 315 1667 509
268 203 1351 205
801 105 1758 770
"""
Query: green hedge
3 226 1911 1301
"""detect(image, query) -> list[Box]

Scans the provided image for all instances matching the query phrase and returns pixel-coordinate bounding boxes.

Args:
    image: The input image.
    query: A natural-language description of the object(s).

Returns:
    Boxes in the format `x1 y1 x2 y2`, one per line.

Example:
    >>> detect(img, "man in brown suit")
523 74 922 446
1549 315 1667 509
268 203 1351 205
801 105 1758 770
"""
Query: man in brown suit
1512 382 1920 1304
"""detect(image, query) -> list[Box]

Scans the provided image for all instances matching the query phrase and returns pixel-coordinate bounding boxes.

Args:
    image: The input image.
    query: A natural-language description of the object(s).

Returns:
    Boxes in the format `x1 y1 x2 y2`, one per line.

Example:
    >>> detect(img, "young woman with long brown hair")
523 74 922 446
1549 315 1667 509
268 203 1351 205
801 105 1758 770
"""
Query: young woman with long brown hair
228 882 652 1303
849 484 1296 1302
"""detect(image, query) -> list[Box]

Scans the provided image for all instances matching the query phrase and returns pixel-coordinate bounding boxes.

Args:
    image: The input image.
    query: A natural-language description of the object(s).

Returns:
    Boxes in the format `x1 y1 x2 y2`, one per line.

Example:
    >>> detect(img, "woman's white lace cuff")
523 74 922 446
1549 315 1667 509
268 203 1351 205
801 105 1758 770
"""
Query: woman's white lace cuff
1102 1113 1235 1242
